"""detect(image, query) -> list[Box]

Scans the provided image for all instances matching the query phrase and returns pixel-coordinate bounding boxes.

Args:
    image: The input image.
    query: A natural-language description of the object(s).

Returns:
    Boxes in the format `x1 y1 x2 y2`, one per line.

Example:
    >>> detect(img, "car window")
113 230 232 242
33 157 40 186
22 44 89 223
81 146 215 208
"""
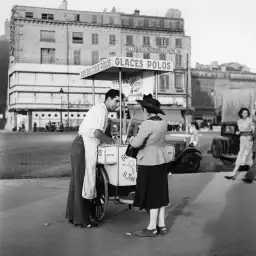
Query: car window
223 125 235 134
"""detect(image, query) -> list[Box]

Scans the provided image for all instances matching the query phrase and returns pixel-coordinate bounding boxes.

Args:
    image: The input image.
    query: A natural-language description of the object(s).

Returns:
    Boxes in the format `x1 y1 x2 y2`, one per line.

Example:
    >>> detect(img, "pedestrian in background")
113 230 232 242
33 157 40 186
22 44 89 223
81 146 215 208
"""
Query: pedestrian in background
189 121 200 149
243 110 256 183
225 107 255 180
129 94 169 237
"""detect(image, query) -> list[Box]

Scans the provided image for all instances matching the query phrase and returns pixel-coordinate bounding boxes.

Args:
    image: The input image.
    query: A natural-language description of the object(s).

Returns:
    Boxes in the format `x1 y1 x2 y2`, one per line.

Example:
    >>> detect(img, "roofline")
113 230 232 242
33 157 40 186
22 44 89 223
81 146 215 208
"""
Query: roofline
12 5 183 20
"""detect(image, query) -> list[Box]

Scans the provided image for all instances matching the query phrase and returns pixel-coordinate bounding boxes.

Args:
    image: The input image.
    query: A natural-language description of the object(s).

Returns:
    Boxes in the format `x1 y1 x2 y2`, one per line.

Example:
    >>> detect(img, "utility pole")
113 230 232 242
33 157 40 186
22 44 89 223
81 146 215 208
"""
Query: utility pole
185 53 189 134
65 15 70 130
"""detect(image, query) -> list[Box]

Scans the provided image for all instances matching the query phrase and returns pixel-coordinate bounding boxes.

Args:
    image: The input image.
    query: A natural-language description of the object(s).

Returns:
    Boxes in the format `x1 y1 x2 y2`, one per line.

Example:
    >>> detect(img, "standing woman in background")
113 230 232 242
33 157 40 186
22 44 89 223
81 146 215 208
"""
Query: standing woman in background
225 107 255 180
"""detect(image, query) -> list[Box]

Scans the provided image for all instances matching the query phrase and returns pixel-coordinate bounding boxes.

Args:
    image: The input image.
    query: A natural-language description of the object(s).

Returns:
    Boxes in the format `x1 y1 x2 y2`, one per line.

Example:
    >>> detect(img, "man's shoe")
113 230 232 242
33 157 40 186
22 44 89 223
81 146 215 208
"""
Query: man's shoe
134 228 158 237
157 226 168 235
242 178 253 184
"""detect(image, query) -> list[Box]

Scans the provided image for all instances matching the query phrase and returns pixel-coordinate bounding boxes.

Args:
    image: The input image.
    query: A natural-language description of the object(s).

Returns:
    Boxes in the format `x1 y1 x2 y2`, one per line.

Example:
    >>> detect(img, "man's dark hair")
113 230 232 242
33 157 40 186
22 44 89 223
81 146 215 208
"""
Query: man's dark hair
191 121 199 130
238 107 250 119
142 106 155 114
105 89 125 101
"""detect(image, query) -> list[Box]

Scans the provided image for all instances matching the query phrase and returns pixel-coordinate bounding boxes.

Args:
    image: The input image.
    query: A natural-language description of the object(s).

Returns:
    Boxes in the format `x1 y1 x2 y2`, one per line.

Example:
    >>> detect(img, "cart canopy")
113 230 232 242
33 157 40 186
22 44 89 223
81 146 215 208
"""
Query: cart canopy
80 57 174 80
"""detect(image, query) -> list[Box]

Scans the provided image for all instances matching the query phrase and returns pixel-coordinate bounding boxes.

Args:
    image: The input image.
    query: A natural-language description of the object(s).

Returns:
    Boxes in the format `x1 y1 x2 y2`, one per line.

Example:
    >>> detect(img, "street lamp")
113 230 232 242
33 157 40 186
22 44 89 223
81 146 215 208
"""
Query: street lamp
59 88 64 123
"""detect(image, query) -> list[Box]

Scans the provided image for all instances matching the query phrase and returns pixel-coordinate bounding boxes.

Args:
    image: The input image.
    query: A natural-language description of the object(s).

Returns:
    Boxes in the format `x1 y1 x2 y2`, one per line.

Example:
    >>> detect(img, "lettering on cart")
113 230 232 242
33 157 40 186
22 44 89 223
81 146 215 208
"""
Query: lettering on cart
123 171 136 182
121 154 129 161
81 58 112 78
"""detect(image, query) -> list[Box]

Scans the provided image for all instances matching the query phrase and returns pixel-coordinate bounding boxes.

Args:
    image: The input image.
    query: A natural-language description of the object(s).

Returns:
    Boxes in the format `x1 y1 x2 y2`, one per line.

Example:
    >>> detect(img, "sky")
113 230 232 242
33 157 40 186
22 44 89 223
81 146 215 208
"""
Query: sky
1 0 256 72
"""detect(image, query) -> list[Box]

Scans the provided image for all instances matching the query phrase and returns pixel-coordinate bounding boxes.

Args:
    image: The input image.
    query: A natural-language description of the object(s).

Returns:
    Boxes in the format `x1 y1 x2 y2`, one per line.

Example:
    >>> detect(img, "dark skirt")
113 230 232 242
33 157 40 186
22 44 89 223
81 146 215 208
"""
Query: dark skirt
133 163 169 210
65 135 91 225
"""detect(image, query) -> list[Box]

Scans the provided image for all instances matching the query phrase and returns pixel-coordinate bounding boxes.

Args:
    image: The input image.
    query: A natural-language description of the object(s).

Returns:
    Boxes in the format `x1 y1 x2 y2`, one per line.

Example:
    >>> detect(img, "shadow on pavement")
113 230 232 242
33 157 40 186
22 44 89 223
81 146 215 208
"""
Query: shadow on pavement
203 177 256 256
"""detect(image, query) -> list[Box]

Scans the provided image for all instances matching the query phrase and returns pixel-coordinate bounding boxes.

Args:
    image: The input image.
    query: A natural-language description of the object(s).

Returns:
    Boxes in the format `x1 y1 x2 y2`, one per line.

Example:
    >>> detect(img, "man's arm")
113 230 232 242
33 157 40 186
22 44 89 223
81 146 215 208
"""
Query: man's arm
94 129 114 144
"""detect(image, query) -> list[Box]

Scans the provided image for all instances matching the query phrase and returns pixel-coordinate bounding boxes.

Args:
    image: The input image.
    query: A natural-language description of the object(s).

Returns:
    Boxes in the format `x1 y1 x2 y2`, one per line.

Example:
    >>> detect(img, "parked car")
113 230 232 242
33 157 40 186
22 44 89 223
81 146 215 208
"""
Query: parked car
106 118 202 173
45 122 64 132
210 121 249 169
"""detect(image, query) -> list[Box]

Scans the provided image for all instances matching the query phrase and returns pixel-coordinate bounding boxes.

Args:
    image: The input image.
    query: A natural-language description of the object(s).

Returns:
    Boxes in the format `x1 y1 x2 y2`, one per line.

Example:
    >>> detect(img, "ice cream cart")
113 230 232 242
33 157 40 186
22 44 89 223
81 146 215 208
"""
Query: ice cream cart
80 56 200 222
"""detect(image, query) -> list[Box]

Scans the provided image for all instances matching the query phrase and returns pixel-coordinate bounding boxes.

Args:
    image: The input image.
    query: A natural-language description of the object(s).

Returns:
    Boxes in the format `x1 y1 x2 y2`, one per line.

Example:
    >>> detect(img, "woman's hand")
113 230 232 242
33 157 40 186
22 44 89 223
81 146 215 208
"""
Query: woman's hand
129 136 134 143
235 131 240 135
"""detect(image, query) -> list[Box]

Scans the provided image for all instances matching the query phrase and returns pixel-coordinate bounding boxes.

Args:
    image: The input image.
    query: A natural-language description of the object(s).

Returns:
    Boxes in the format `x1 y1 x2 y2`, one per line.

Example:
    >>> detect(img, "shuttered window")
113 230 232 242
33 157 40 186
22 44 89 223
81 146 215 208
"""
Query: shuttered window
40 30 55 42
126 35 133 45
92 51 99 65
175 54 182 67
175 38 182 48
74 50 81 65
175 74 184 90
72 32 83 44
41 48 55 64
159 54 166 60
156 37 169 47
143 36 150 46
159 74 170 92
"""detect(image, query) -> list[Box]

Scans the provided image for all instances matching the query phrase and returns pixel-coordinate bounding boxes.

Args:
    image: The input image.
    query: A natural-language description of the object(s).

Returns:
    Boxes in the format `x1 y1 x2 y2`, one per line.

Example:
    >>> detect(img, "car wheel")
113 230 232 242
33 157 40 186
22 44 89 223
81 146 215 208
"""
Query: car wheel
180 153 201 173
211 140 223 158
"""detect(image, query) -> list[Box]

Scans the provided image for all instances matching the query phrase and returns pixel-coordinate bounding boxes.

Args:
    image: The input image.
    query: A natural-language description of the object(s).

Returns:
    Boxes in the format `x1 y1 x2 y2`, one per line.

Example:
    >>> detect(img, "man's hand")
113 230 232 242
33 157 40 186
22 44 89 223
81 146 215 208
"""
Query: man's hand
235 131 240 135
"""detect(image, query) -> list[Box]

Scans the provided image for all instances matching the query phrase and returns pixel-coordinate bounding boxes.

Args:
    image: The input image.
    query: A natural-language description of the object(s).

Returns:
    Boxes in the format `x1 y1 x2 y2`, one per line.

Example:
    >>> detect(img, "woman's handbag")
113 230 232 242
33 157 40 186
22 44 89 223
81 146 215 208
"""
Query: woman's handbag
125 143 140 159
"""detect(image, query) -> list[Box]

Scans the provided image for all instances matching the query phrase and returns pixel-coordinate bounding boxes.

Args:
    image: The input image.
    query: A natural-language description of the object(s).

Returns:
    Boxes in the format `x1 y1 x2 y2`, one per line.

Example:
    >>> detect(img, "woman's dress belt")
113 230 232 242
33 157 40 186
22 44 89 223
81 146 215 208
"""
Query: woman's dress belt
240 131 253 136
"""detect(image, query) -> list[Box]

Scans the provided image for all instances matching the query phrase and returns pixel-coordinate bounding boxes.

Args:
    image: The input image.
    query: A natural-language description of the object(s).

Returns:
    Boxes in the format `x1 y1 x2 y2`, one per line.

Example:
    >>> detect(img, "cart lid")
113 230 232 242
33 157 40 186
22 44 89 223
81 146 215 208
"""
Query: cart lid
80 56 174 80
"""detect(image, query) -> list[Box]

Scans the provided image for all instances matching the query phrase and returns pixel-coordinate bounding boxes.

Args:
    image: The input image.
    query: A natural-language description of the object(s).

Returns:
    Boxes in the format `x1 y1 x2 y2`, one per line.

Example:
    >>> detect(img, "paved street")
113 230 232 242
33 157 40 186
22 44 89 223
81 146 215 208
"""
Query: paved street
0 131 224 179
1 173 256 256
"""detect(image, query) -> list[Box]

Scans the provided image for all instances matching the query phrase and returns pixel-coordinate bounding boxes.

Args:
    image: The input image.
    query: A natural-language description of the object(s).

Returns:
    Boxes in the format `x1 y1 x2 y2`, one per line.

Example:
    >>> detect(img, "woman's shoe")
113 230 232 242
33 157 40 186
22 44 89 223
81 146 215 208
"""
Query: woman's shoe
68 219 73 224
74 222 100 228
224 175 237 180
157 226 168 235
134 228 158 237
242 178 253 184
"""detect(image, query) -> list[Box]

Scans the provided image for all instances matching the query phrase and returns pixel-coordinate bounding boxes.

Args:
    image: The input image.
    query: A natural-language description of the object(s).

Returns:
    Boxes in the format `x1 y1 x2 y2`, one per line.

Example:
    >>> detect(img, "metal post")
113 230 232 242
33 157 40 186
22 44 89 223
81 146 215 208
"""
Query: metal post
60 95 63 123
66 17 70 130
155 71 159 100
92 77 95 106
119 68 122 145
185 53 189 133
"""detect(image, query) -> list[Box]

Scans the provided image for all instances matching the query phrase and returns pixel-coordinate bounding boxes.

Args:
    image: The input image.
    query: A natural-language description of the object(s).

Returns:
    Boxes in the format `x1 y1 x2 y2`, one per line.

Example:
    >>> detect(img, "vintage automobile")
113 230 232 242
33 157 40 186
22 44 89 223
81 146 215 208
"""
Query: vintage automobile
45 122 64 132
210 121 250 169
106 118 202 173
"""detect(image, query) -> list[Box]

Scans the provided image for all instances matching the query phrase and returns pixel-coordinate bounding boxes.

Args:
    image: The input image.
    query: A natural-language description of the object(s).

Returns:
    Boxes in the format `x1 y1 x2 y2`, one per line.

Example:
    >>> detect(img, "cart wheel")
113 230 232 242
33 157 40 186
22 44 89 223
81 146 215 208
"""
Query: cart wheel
90 165 109 222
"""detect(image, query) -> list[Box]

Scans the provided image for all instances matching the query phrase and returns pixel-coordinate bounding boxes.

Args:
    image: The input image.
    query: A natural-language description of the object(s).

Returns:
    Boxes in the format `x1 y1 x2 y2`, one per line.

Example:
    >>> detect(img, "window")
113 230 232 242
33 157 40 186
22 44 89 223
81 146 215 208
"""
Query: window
41 48 55 64
92 51 99 65
156 37 169 47
101 16 104 24
144 19 149 27
175 54 182 67
109 35 116 46
175 73 184 90
75 14 80 22
40 30 55 42
65 114 68 117
126 52 133 57
83 114 86 117
74 50 81 65
55 114 58 117
35 114 38 117
175 38 182 48
143 36 150 46
48 114 51 117
42 114 45 117
92 15 97 23
129 18 133 26
143 53 150 59
175 21 181 29
159 74 170 92
77 114 80 117
42 13 54 20
126 35 133 45
25 12 33 18
71 114 74 117
109 16 114 25
92 33 99 45
72 32 83 44
160 19 165 28
159 54 166 60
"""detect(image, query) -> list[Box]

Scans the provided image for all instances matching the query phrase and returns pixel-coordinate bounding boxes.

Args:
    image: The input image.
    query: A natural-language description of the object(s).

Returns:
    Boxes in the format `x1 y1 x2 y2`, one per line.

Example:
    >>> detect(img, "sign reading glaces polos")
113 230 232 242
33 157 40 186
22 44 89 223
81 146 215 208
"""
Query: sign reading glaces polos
80 57 173 79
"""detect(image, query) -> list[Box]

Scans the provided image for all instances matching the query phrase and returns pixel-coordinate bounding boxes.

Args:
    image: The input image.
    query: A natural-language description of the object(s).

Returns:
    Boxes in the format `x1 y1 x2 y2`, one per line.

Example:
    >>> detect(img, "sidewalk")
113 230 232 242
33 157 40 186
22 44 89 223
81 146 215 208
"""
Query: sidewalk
1 172 256 256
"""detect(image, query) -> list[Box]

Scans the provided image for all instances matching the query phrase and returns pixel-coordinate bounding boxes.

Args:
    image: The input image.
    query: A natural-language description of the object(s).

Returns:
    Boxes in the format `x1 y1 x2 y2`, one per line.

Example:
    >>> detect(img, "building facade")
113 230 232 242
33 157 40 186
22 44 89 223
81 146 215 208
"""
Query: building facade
191 62 256 125
6 4 191 131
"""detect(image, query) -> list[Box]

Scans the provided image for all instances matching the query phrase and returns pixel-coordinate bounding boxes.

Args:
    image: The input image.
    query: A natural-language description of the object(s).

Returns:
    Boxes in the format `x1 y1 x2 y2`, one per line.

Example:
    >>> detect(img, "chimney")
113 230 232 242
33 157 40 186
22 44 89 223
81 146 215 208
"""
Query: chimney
4 19 10 40
134 9 140 15
58 0 67 10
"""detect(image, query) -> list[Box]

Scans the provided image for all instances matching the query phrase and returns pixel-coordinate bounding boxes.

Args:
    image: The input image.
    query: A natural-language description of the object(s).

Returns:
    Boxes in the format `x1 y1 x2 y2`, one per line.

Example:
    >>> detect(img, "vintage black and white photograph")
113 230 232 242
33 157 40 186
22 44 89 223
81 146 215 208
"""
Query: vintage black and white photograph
0 0 256 255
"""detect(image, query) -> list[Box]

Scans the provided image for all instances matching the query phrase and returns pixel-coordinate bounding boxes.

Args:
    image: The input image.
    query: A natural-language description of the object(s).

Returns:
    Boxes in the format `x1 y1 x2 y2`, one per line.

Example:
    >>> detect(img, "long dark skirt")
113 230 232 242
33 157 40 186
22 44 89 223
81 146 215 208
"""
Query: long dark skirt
133 163 169 210
65 135 91 225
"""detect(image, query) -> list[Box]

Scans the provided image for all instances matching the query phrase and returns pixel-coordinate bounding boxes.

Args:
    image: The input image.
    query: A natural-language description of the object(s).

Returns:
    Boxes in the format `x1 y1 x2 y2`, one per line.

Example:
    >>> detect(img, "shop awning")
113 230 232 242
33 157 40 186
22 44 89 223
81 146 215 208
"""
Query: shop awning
80 57 173 80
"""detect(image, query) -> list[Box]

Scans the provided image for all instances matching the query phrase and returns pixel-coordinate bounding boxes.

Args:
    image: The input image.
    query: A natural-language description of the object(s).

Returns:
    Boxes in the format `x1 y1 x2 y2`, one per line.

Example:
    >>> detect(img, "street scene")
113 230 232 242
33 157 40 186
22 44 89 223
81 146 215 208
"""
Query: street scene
1 0 256 255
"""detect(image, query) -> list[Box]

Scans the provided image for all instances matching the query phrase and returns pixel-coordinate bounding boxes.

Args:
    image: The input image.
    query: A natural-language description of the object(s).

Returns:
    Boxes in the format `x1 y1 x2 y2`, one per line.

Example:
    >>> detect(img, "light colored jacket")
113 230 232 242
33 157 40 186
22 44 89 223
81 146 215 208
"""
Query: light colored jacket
130 118 168 166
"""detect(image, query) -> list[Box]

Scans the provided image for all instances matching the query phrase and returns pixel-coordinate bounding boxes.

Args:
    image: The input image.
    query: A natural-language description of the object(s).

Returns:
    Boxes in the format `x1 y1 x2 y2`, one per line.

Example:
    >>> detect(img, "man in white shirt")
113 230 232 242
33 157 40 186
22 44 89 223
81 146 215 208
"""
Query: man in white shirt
65 89 124 228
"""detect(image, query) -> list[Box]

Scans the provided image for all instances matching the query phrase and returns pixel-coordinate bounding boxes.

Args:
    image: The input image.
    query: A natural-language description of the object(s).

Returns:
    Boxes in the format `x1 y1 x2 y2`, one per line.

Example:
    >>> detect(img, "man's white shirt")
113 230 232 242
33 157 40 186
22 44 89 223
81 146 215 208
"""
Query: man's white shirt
78 103 108 140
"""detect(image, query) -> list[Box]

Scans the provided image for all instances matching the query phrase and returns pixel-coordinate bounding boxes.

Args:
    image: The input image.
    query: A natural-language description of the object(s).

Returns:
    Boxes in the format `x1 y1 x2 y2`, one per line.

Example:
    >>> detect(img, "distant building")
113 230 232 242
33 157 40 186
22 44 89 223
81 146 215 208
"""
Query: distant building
191 61 256 125
6 3 192 131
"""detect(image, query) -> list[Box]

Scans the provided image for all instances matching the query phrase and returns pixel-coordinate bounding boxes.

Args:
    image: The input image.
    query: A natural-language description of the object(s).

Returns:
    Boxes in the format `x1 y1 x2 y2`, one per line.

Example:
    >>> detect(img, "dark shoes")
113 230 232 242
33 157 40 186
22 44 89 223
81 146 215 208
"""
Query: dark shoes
134 226 168 237
242 178 253 184
224 175 237 180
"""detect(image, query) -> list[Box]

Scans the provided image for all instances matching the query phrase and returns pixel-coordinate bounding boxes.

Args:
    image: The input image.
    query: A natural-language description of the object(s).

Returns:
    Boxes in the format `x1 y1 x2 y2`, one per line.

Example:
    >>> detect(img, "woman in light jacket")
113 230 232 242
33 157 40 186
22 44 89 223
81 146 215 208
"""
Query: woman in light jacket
129 94 169 237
